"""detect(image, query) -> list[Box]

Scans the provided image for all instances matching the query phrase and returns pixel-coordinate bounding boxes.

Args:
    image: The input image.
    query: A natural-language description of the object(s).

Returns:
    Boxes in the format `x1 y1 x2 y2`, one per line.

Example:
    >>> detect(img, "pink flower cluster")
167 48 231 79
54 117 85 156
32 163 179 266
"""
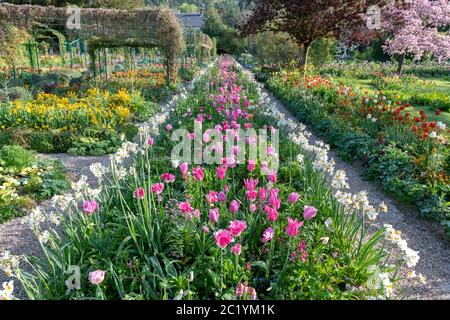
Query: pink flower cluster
235 282 257 300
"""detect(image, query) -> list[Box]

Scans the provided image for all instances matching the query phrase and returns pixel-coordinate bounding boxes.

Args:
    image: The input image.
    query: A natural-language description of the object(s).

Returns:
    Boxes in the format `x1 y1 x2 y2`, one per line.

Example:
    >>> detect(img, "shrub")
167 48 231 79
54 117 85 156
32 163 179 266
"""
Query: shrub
0 144 35 169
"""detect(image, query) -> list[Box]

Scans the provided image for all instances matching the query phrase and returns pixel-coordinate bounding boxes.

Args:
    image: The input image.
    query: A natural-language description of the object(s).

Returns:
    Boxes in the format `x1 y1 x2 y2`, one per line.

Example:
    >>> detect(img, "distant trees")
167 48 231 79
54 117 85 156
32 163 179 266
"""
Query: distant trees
241 0 386 70
203 5 247 54
178 2 198 13
381 0 450 74
0 23 30 72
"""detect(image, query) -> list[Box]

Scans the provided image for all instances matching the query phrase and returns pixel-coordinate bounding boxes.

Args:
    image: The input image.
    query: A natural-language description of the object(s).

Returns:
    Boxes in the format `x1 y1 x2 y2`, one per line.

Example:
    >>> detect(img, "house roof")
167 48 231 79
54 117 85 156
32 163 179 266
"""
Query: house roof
175 13 204 29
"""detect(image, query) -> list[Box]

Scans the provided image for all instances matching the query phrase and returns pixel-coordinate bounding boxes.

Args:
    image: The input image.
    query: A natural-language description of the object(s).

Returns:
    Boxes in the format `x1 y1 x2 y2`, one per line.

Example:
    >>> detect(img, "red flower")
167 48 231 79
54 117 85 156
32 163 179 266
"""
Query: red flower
435 109 441 115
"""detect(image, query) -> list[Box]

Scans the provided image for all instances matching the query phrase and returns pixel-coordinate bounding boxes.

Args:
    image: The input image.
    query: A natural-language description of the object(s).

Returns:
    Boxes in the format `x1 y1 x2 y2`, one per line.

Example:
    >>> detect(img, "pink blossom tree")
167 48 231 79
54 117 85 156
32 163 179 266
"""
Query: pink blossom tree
381 0 450 74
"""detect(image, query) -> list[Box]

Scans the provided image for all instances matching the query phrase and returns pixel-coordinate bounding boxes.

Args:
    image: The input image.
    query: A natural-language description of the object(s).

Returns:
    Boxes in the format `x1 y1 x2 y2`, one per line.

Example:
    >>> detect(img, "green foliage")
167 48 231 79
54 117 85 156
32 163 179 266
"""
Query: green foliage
67 133 123 156
178 2 199 12
203 6 247 54
0 151 69 224
309 38 336 67
0 145 35 169
251 32 299 66
0 22 30 70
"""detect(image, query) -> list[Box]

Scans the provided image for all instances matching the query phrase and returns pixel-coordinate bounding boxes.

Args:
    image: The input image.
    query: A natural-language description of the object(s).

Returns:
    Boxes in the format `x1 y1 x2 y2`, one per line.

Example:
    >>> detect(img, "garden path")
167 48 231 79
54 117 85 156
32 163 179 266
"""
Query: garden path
254 71 450 300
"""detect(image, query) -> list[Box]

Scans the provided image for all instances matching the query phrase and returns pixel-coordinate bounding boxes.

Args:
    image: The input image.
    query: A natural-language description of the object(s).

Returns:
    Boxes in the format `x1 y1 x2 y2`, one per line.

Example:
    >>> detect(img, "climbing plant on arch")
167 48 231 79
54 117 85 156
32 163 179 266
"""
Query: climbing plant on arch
0 3 184 83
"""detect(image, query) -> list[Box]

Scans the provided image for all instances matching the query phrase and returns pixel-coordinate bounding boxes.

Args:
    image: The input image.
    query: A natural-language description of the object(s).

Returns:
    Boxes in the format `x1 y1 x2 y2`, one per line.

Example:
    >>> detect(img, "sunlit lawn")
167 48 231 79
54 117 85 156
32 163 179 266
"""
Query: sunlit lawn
334 76 450 126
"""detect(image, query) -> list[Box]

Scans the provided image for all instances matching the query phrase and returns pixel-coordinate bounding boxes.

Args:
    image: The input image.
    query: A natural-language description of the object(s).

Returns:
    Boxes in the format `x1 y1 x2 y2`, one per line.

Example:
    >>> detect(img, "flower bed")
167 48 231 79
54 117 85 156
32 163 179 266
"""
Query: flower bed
261 68 449 235
90 66 196 104
0 57 420 300
0 145 70 224
0 88 157 155
370 75 450 112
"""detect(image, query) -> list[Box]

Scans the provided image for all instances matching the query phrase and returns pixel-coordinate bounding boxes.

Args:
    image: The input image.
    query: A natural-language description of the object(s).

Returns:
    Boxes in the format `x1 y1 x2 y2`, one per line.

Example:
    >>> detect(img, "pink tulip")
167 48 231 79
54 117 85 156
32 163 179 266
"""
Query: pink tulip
161 173 176 183
151 183 164 195
244 178 258 191
288 192 299 204
180 162 188 176
229 220 247 237
83 200 98 215
303 206 318 220
147 136 154 146
192 166 204 181
235 283 245 298
178 201 193 214
133 187 145 200
249 203 257 213
214 229 234 249
286 217 303 237
166 124 173 132
218 191 227 202
262 227 275 243
247 160 256 172
192 209 201 218
264 205 278 222
246 190 258 202
206 191 219 204
88 270 106 285
203 132 210 143
216 166 227 180
230 200 240 213
202 225 210 233
231 243 242 255
258 187 267 200
268 188 280 211
209 208 219 223
268 170 277 183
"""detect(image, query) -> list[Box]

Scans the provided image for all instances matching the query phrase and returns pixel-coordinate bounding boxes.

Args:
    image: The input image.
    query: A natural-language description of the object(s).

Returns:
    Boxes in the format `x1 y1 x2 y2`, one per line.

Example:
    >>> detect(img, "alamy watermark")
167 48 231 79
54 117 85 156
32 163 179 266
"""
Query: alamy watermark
65 265 81 292
66 6 81 30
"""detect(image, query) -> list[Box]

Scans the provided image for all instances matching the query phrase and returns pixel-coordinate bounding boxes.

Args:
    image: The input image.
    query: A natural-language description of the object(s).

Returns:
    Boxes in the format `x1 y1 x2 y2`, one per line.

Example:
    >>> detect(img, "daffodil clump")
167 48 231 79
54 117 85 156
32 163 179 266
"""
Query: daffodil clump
0 88 132 133
92 68 174 103
0 88 156 155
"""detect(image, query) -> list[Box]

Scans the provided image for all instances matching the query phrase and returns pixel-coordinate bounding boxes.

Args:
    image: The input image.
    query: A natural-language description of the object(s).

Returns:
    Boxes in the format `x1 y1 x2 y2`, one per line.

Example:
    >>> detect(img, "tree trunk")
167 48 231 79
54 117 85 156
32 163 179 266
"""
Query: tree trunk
298 42 311 73
397 53 405 75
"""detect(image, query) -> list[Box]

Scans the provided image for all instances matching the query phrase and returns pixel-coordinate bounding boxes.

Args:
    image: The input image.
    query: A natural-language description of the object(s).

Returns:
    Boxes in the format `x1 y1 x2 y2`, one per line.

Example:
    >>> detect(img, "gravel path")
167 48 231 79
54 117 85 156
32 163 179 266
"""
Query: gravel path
260 83 450 300
0 154 110 299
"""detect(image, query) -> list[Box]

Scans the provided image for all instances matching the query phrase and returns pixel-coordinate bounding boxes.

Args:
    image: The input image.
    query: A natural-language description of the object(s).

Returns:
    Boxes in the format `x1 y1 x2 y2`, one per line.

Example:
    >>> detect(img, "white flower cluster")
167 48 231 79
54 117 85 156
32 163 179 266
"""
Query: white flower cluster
331 170 350 190
0 280 15 300
384 224 420 268
0 251 19 278
21 206 46 230
51 194 74 211
366 265 393 298
90 162 109 181
72 175 101 200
